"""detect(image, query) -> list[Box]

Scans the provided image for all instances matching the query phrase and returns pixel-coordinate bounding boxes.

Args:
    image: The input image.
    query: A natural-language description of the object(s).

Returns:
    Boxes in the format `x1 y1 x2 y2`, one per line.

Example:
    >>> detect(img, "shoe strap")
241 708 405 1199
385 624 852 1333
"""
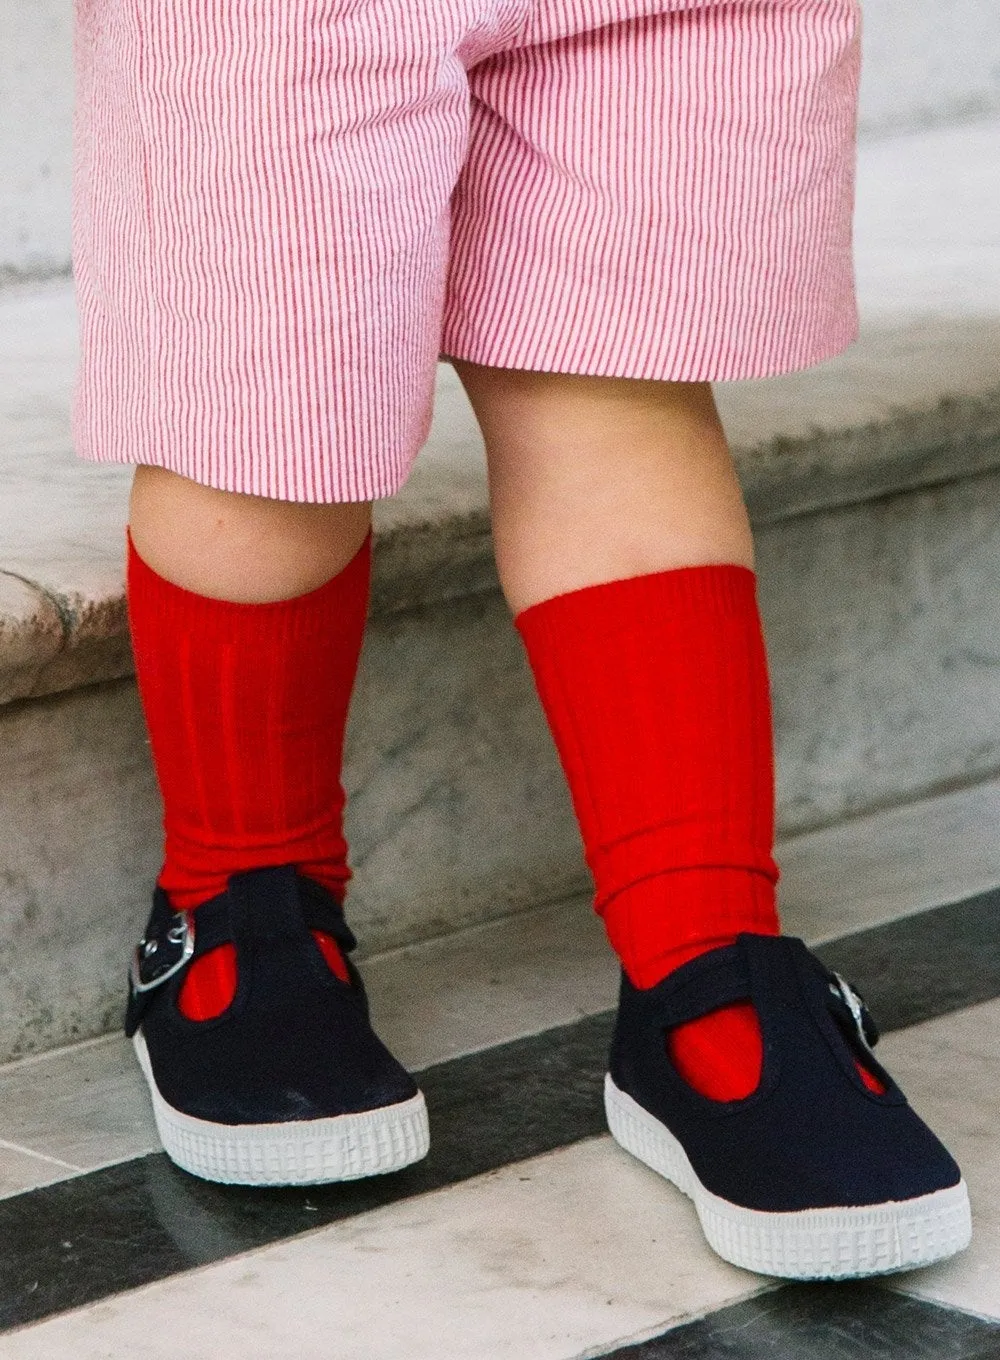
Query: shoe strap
225 866 356 954
126 867 357 1035
621 934 880 1053
622 944 754 1028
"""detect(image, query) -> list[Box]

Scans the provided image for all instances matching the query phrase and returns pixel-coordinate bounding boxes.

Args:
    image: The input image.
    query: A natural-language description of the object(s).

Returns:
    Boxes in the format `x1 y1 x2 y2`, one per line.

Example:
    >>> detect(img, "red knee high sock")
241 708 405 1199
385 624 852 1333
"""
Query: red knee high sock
126 528 370 1017
515 565 781 1101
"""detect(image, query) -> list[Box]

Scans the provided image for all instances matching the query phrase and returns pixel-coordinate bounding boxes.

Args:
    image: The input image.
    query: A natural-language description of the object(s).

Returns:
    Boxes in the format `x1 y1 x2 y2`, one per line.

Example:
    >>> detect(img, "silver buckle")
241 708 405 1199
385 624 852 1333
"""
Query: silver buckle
829 972 874 1052
129 913 195 994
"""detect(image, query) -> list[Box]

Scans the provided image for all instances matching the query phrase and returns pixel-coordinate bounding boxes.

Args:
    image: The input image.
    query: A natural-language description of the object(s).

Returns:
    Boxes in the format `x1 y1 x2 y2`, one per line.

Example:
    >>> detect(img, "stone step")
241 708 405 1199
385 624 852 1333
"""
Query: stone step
1 117 998 1064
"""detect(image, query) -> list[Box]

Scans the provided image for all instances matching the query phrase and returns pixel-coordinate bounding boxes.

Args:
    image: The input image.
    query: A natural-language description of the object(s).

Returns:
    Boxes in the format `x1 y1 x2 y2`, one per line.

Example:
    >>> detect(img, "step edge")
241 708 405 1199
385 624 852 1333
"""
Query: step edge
2 385 998 710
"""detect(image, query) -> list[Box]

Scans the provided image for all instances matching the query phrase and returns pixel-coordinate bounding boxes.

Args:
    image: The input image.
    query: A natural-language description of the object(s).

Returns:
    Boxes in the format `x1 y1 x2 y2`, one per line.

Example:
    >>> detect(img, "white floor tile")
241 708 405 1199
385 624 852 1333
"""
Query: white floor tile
0 1141 81 1199
368 775 1000 1069
0 1138 766 1360
0 1035 158 1193
878 998 1000 1321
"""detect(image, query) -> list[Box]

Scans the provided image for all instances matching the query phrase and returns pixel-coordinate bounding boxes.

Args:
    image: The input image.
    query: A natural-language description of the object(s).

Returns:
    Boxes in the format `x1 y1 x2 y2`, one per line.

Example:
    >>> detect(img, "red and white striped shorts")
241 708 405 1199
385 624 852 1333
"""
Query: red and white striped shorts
72 0 862 502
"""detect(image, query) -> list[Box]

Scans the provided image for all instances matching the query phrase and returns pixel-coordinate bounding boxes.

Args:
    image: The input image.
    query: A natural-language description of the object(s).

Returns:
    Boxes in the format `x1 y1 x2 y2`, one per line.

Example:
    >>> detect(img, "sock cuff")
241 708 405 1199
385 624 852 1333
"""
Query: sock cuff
125 525 372 634
513 562 758 637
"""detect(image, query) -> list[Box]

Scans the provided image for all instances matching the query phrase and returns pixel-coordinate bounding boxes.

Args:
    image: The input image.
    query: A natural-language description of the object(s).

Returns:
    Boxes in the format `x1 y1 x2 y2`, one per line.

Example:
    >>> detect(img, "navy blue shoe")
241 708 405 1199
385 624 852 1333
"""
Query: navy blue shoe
605 933 971 1279
126 864 429 1185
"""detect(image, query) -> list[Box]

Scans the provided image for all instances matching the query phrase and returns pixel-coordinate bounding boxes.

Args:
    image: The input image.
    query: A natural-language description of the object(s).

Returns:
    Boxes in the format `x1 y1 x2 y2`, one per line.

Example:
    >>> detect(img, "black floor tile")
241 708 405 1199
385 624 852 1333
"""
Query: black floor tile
602 1286 1000 1359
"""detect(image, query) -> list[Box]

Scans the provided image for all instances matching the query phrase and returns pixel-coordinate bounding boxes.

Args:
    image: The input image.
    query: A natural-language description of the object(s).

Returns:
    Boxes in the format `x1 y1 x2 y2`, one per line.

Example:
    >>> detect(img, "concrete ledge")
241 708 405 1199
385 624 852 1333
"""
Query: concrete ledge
0 570 130 708
0 574 63 707
722 327 1000 526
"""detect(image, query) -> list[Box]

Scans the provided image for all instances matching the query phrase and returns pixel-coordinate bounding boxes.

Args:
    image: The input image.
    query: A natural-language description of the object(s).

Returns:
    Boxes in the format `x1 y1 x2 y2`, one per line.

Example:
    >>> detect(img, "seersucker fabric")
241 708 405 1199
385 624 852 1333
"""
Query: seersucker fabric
71 0 862 502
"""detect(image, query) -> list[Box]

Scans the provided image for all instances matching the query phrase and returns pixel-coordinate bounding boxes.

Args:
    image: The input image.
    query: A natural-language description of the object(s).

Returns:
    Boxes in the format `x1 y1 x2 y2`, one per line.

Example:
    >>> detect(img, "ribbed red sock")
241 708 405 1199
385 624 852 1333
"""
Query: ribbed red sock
515 565 781 1101
126 529 369 1018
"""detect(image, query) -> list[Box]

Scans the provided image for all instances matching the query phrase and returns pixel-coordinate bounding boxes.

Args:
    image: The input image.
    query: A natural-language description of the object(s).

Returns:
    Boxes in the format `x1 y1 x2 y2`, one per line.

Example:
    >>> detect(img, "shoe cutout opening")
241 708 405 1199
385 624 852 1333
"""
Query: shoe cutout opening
855 1059 887 1094
666 1001 763 1101
311 930 351 983
177 932 351 1020
178 944 237 1021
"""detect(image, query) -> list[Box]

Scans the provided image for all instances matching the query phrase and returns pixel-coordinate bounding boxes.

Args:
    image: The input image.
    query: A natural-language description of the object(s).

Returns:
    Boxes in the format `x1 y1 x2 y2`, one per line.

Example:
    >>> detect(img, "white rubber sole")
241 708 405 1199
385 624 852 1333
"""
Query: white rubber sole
604 1073 971 1280
133 1032 430 1186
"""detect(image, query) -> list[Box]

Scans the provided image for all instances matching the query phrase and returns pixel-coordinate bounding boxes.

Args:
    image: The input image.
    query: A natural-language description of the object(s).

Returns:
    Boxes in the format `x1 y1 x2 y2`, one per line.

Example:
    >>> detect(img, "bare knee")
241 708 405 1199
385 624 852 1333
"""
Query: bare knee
129 466 373 603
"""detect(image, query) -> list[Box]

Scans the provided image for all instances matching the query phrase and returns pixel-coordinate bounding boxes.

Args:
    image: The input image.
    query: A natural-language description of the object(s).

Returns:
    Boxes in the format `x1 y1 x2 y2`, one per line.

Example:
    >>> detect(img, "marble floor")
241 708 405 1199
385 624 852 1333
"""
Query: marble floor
1 779 1000 1357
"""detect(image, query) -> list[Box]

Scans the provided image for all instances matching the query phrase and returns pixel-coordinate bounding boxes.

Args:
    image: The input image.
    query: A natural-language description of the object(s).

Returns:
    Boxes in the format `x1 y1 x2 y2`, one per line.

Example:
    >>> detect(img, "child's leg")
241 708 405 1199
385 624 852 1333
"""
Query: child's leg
126 468 372 1008
122 468 429 1183
454 360 780 1100
441 4 967 1281
449 360 968 1279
